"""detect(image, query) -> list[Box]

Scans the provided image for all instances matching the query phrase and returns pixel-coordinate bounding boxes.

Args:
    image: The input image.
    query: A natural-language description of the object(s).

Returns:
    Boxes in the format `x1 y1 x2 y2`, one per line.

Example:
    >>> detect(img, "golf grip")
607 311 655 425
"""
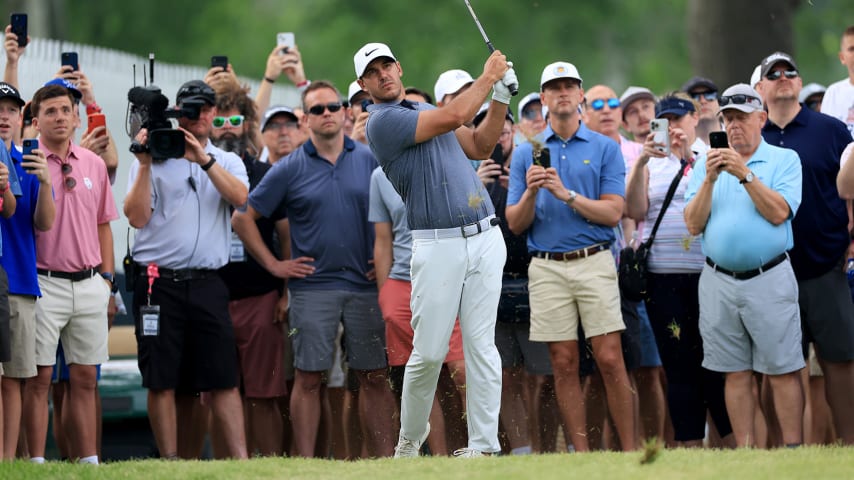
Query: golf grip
486 42 519 96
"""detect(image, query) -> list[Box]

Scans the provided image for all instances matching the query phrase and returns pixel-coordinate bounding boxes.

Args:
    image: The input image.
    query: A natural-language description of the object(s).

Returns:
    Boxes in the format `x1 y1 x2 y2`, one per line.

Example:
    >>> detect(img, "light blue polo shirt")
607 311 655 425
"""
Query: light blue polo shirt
684 140 801 271
365 100 494 230
507 123 625 252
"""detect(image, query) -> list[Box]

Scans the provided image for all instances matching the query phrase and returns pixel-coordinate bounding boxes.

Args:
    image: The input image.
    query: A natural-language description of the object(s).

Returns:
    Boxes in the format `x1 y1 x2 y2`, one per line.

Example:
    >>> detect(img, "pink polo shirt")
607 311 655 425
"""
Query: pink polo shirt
35 141 118 271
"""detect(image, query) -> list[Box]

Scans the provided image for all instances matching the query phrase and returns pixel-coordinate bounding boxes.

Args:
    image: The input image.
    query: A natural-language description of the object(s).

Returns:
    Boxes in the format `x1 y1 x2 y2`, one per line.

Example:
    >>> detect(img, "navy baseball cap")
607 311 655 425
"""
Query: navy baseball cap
655 97 696 118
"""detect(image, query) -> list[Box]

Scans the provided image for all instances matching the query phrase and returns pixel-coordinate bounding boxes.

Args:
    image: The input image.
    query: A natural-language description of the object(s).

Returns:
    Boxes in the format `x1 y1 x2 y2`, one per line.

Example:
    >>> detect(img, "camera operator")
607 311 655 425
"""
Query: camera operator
123 80 249 460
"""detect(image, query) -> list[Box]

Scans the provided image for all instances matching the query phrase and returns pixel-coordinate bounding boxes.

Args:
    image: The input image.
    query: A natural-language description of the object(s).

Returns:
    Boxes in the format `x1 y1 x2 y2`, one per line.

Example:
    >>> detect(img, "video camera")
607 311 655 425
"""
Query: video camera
127 86 203 161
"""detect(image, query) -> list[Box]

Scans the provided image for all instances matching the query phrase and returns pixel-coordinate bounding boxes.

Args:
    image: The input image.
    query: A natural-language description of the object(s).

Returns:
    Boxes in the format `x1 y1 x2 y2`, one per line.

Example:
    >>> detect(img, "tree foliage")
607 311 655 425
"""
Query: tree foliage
6 0 854 101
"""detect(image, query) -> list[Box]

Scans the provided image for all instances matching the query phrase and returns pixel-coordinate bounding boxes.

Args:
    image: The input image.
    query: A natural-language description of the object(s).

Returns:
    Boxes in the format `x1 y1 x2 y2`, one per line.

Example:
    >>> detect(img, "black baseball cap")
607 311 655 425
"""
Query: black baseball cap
176 80 216 106
0 82 25 107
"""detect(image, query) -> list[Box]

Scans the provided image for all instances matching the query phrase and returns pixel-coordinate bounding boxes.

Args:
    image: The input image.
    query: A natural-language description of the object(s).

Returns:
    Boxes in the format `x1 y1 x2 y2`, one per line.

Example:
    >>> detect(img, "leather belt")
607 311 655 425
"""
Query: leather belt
37 268 98 282
705 252 788 280
532 243 610 261
139 266 217 282
411 215 499 240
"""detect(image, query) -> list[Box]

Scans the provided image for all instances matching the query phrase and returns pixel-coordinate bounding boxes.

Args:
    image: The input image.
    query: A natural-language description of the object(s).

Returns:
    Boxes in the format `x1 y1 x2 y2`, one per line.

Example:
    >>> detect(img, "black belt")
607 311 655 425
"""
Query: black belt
705 253 788 280
532 243 610 261
139 265 217 282
37 268 98 282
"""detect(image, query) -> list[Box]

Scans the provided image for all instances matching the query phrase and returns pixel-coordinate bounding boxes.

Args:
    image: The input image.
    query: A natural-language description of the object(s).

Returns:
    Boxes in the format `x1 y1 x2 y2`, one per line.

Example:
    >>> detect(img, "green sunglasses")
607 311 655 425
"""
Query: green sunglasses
212 115 245 128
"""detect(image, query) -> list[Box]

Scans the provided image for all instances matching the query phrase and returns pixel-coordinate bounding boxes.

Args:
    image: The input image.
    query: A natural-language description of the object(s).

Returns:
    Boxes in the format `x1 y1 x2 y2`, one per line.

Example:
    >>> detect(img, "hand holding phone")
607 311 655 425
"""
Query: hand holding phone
534 147 551 169
709 131 729 149
22 138 38 173
61 51 79 71
10 13 27 47
211 55 228 70
650 119 670 156
87 113 107 138
277 32 295 54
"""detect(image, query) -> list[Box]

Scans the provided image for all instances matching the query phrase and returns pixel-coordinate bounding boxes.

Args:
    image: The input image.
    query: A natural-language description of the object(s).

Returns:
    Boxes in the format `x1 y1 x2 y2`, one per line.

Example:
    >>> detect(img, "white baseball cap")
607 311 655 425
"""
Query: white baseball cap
518 92 541 118
434 69 474 104
718 83 764 114
749 65 761 88
354 42 397 78
347 81 364 103
799 82 826 104
540 62 582 90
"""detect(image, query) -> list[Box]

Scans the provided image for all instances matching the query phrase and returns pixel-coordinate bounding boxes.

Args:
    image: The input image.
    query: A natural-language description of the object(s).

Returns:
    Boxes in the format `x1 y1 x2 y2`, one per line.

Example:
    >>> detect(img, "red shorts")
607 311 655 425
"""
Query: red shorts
378 278 464 367
229 290 287 398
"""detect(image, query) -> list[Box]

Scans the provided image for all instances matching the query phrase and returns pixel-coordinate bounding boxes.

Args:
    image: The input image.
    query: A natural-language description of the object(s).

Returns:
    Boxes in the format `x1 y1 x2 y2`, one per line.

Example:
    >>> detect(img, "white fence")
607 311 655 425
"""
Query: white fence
1 37 299 271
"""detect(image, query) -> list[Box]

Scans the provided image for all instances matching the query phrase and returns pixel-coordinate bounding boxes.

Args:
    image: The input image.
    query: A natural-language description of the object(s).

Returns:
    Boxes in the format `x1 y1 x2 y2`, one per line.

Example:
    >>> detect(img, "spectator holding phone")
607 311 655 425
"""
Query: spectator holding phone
23 83 117 465
506 62 634 453
684 83 804 448
625 93 733 448
255 41 309 116
0 81 54 460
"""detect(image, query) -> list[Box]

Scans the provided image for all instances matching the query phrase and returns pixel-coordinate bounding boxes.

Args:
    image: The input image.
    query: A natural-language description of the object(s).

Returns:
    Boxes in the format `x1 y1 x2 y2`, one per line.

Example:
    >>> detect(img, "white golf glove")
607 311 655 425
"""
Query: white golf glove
492 67 517 105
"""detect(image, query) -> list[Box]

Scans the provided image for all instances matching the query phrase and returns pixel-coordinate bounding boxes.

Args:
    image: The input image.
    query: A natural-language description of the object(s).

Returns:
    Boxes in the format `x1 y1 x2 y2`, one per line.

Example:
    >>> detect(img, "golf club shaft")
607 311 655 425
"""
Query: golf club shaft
462 0 517 95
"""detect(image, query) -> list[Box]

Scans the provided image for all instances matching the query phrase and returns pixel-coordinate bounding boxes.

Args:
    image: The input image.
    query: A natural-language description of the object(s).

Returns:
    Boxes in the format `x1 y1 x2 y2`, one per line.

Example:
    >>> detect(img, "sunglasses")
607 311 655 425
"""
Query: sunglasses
264 120 299 132
719 94 762 108
690 91 718 102
61 162 76 190
307 102 343 115
212 115 244 128
806 100 821 111
521 107 542 121
765 70 798 81
589 97 620 111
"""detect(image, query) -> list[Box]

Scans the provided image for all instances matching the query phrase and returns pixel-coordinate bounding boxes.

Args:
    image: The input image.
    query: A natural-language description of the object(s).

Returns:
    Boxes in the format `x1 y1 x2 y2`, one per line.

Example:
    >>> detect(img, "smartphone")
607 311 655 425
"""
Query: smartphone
10 13 27 47
709 131 729 149
650 118 670 156
61 51 78 71
87 113 107 137
534 147 551 169
22 138 37 173
277 32 295 54
361 99 373 111
211 55 228 70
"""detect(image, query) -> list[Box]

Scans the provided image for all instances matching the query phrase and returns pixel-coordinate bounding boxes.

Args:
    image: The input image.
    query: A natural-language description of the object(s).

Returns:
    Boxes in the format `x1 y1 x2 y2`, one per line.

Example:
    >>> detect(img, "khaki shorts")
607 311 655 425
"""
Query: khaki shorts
528 251 625 342
35 275 110 366
2 295 37 378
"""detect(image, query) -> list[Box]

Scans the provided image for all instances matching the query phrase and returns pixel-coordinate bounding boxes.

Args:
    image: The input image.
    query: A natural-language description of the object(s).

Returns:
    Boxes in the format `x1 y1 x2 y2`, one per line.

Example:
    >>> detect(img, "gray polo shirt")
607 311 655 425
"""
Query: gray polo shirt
128 141 249 269
368 167 411 282
366 100 494 230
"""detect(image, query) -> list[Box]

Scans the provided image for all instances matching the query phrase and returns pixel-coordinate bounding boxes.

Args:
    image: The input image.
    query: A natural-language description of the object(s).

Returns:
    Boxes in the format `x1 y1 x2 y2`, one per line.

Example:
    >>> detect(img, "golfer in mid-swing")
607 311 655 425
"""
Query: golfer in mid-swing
355 42 517 457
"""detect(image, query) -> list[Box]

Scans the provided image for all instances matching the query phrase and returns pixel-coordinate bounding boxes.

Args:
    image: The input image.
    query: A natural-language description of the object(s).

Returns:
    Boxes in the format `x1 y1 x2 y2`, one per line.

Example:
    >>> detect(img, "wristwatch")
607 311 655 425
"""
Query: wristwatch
100 272 119 294
565 190 577 207
739 171 755 185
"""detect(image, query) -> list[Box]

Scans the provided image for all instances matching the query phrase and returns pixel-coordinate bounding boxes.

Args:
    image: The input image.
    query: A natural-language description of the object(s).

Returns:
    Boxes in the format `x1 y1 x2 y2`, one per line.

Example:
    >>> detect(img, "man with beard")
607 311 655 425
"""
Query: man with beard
124 79 249 459
211 79 288 456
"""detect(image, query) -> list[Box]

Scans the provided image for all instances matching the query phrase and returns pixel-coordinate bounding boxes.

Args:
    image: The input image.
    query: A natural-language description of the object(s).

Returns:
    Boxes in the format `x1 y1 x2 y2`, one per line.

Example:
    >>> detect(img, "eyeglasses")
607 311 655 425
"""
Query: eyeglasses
719 94 762 108
307 102 343 115
765 70 799 81
264 120 299 132
690 91 718 102
61 162 76 190
589 98 620 111
212 115 245 128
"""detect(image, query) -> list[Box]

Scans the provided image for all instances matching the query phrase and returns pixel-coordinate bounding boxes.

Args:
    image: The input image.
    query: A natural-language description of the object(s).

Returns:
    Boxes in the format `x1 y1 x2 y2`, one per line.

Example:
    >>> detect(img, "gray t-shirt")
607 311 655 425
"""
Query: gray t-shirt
368 167 412 282
127 141 249 269
366 100 494 230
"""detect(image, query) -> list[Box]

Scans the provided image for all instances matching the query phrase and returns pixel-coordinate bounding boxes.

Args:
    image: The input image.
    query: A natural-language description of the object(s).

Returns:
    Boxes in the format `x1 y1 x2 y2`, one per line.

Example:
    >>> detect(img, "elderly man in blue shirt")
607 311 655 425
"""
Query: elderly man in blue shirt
685 83 804 448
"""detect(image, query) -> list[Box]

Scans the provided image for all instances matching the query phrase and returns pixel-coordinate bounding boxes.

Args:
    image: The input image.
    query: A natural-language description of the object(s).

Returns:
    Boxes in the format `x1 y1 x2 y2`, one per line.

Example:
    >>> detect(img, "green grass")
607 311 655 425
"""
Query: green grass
2 446 852 480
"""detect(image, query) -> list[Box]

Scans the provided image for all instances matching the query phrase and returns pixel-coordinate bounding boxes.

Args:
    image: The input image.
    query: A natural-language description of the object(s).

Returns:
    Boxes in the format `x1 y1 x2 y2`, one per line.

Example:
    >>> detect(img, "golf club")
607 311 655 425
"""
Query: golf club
463 0 518 96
